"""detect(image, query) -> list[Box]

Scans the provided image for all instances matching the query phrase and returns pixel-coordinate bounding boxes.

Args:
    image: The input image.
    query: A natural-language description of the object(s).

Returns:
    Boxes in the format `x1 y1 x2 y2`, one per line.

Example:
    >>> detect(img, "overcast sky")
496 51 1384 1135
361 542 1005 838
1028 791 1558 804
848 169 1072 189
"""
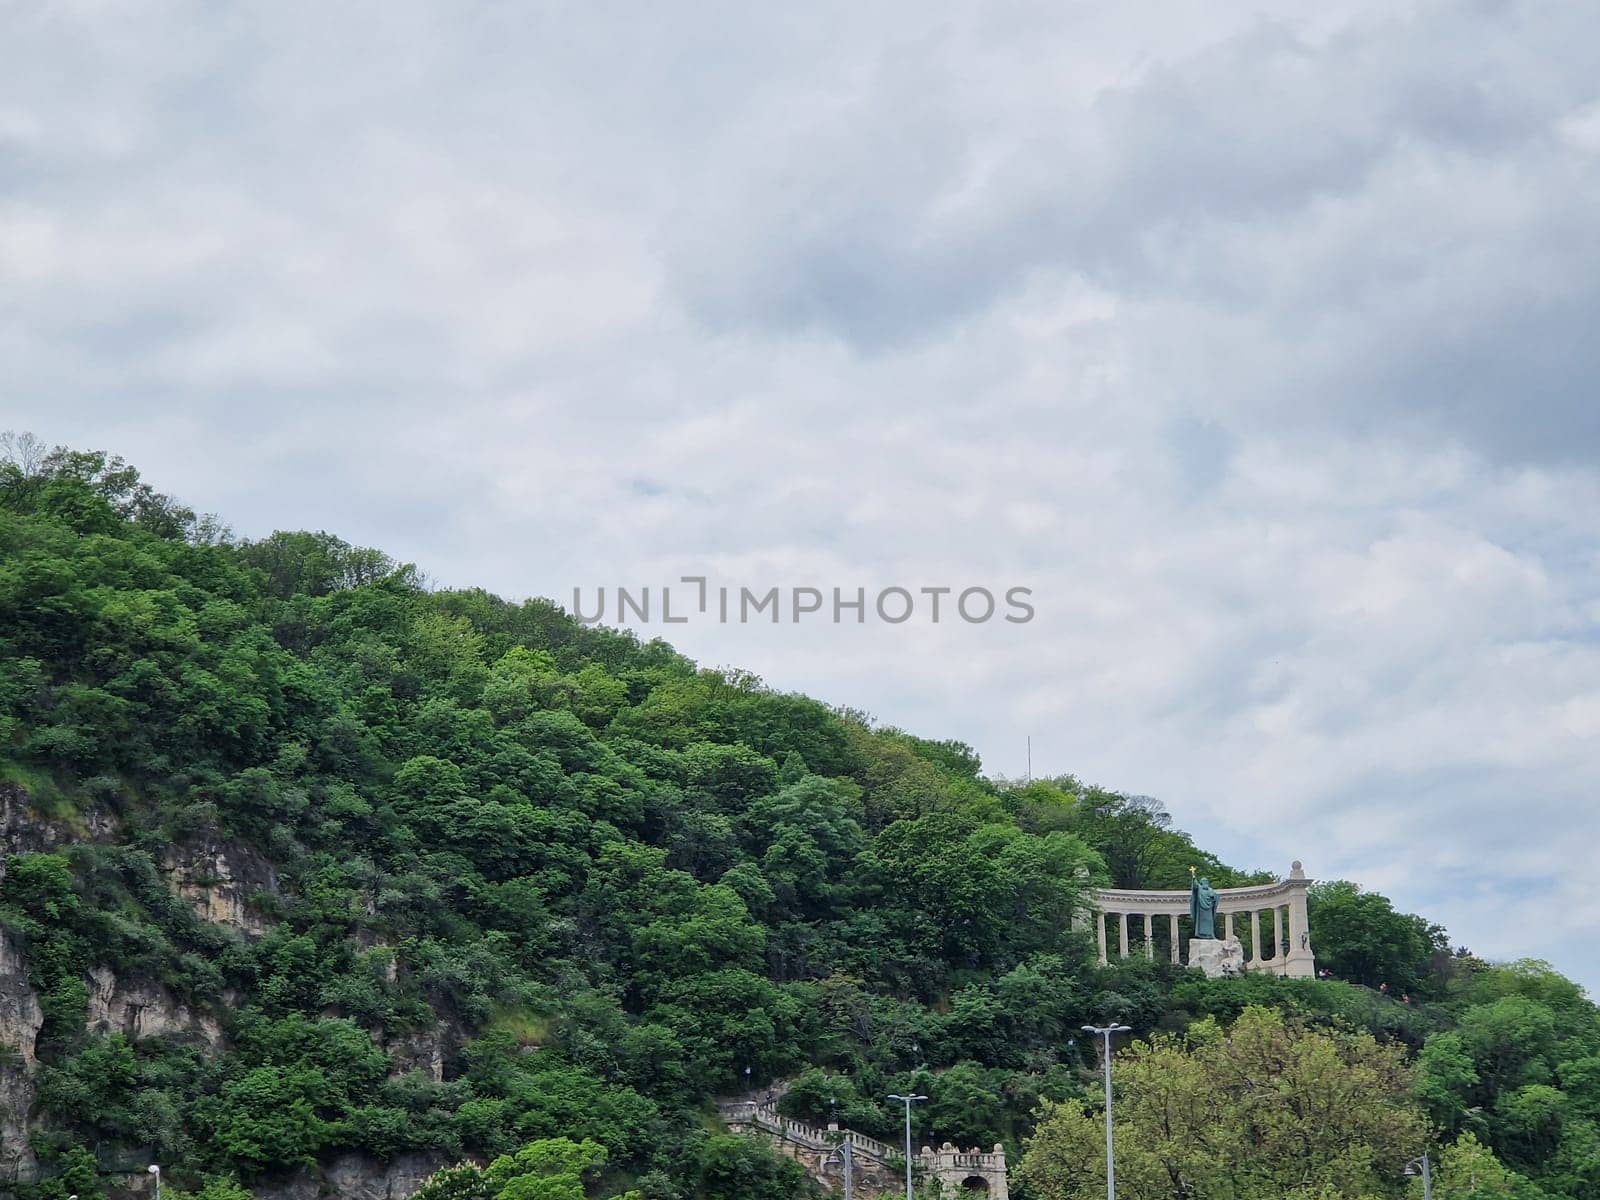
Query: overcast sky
5 0 1600 990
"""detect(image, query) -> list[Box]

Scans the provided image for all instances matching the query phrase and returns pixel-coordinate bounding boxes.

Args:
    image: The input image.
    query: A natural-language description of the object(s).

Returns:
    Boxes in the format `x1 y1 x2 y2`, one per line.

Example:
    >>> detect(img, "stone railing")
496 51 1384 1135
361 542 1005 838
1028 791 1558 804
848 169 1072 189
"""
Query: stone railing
723 1105 1010 1199
925 1147 1007 1169
721 1103 896 1165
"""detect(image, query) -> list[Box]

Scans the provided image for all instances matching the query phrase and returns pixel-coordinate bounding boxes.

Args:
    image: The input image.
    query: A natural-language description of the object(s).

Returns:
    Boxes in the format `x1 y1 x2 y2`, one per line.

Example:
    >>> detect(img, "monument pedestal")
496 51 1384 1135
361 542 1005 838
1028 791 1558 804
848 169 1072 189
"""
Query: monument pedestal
1189 938 1245 978
1283 946 1316 979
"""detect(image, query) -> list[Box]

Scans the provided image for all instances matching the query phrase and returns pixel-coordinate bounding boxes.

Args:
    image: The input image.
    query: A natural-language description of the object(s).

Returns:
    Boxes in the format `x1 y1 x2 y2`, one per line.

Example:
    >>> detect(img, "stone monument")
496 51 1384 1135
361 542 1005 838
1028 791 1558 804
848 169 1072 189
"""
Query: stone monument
1187 868 1244 977
1082 862 1316 979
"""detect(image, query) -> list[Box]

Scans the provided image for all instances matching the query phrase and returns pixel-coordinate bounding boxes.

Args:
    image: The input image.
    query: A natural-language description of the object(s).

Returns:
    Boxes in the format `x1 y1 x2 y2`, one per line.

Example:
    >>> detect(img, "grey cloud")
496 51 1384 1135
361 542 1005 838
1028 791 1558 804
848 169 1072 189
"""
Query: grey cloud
664 2 1600 463
4 0 1600 988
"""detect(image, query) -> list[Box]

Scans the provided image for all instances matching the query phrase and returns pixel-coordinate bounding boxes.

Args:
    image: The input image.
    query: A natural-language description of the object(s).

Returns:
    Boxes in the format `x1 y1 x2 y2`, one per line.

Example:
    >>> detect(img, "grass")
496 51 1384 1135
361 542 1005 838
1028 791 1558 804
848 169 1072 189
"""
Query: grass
0 757 70 815
489 1004 552 1048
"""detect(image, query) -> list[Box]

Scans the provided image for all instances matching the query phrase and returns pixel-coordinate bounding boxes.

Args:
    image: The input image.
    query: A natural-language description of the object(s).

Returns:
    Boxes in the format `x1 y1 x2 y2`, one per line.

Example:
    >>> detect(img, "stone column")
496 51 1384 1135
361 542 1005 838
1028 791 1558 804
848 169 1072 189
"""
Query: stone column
1097 912 1108 965
1224 910 1236 943
1118 912 1129 959
1145 913 1155 960
1272 907 1283 963
1249 910 1262 966
1284 862 1316 979
1168 913 1180 964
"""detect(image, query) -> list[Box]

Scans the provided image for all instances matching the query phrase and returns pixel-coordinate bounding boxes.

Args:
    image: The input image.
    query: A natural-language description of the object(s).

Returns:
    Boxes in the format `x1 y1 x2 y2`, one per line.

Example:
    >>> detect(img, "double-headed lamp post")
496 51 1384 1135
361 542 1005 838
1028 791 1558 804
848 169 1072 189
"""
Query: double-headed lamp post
1406 1153 1433 1200
1083 1025 1132 1200
887 1092 927 1200
823 1138 855 1200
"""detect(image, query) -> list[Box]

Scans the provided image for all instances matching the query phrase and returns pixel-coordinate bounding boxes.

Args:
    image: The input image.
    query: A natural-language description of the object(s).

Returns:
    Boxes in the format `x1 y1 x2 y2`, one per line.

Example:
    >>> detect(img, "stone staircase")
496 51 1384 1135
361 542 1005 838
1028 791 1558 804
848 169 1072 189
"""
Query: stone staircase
720 1101 897 1165
719 1100 1008 1198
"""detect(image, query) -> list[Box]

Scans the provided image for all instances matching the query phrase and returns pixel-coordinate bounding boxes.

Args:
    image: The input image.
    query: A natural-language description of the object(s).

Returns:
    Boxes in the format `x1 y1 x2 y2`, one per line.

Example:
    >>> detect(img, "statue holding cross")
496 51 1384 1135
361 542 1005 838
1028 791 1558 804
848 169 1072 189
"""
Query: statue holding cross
1190 866 1218 940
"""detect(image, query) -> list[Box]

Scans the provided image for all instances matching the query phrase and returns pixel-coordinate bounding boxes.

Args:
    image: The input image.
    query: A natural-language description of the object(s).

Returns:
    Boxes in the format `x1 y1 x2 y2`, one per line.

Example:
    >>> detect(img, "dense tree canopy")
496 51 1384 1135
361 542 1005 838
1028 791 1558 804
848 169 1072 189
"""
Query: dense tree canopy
1308 880 1450 996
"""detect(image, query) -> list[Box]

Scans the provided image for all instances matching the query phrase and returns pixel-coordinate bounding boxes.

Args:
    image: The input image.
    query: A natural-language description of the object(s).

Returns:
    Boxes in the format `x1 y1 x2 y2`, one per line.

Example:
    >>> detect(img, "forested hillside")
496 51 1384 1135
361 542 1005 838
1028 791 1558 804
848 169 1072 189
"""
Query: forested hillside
0 443 1596 1200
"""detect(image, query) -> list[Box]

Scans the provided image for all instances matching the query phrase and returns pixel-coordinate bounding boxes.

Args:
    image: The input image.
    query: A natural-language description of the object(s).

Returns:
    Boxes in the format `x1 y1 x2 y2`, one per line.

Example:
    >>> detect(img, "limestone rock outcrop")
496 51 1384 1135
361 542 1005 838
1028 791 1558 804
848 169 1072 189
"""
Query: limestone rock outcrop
386 1025 450 1082
0 782 116 884
85 965 225 1051
249 1151 447 1200
164 839 279 938
0 928 43 1183
0 929 43 1068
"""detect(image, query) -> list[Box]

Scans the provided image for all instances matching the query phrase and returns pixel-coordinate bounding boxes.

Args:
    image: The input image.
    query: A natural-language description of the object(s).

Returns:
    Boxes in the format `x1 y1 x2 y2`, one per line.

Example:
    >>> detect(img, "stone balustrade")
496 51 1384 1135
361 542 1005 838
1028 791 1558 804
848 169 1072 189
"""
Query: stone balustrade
923 1145 1008 1170
1080 861 1316 979
723 1103 896 1165
920 1142 1009 1198
721 1103 1009 1197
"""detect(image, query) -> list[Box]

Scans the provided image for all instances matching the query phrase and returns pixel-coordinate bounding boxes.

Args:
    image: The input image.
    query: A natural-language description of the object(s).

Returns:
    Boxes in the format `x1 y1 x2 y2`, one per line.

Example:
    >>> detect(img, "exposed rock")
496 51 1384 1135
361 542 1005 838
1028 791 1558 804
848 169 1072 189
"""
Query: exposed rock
86 965 225 1051
0 928 43 1183
330 1152 448 1199
0 782 116 884
353 932 400 984
386 1026 449 1082
0 929 43 1067
164 840 279 938
1190 937 1247 979
250 1152 447 1200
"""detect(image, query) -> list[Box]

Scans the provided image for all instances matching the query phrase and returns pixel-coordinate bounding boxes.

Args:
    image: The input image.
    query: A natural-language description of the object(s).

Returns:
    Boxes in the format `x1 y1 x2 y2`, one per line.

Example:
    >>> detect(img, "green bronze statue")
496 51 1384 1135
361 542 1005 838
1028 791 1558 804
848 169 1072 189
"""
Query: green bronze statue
1190 867 1218 940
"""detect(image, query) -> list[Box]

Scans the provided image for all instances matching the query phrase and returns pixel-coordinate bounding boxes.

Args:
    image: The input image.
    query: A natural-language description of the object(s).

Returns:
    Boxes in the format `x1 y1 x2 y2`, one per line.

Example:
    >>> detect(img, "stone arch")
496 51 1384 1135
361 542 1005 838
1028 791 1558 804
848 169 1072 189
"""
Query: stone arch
920 1143 1009 1200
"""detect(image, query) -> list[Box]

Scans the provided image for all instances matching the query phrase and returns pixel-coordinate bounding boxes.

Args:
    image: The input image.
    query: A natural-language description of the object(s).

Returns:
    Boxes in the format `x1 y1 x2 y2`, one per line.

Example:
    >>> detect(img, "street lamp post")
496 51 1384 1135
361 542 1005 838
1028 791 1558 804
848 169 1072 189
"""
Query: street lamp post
1082 1025 1132 1200
1406 1153 1433 1200
886 1092 927 1200
824 1138 855 1200
147 1164 161 1200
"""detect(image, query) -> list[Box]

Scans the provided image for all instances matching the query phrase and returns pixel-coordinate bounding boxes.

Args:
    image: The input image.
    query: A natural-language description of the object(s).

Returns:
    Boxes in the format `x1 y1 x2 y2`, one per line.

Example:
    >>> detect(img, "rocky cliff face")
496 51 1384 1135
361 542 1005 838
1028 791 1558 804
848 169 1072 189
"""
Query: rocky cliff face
85 965 225 1051
0 783 115 867
0 793 444 1198
0 930 43 1068
247 1152 448 1200
0 927 44 1184
0 938 226 1188
164 839 280 939
0 782 64 1187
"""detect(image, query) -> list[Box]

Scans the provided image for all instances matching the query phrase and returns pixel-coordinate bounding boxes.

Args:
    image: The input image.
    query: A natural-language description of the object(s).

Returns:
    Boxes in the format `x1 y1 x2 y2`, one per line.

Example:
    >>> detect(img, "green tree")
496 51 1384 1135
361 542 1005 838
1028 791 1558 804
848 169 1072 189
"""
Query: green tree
696 1135 817 1200
413 1139 639 1200
1017 1007 1429 1199
1419 1133 1549 1200
1307 881 1446 994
